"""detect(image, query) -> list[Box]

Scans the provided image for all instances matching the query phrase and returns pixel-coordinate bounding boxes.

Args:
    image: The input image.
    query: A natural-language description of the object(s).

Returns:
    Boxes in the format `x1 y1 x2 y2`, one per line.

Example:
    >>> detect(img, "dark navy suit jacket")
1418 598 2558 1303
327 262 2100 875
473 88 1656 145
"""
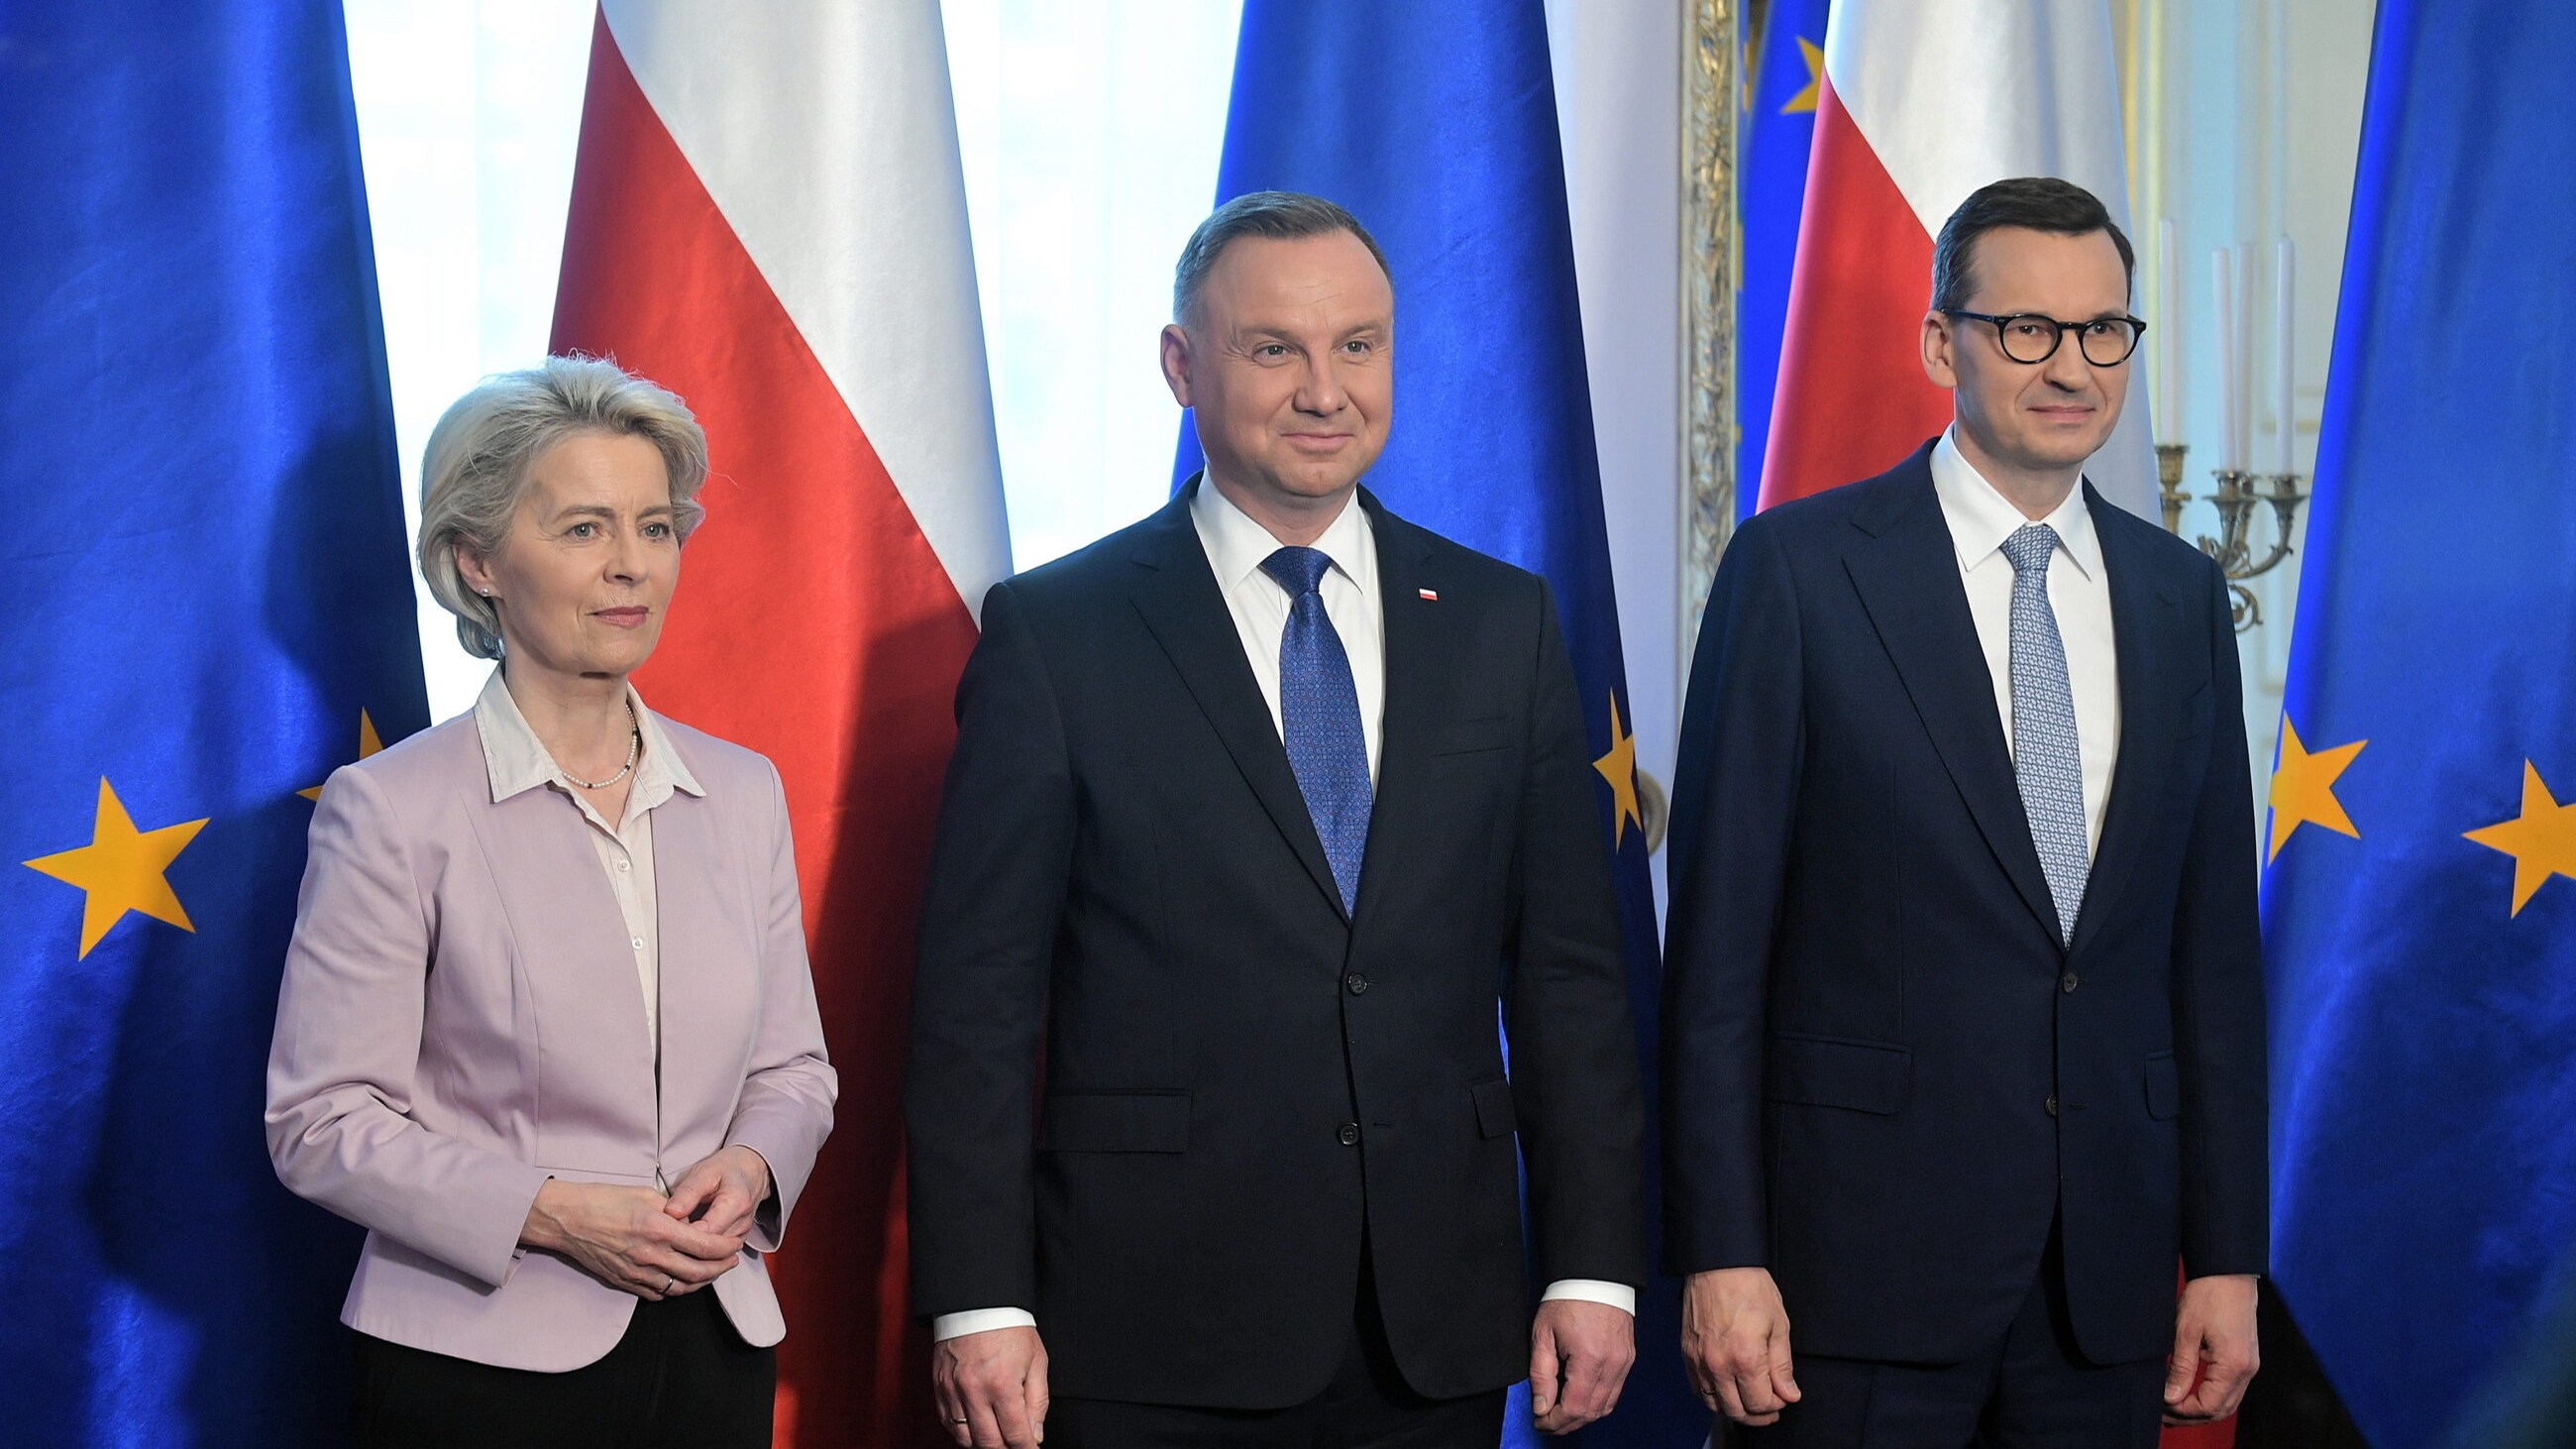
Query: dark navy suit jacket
907 484 1645 1407
1662 442 2267 1366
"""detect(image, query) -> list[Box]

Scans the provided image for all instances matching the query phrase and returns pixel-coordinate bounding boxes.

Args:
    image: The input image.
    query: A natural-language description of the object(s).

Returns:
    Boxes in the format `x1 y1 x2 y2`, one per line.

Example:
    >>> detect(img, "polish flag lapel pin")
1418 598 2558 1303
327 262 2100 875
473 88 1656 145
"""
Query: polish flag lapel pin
1418 587 1439 601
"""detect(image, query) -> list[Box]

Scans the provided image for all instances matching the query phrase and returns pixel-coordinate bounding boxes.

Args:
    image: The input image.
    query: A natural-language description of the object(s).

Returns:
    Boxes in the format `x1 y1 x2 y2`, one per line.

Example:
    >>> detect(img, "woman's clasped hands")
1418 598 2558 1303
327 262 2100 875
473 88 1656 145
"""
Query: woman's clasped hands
521 1146 774 1301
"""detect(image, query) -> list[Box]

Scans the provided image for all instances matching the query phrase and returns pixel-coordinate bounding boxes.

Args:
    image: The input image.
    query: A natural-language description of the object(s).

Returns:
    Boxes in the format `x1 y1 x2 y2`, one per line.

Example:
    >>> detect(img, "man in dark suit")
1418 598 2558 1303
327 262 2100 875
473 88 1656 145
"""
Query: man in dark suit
906 190 1646 1449
1663 177 2268 1446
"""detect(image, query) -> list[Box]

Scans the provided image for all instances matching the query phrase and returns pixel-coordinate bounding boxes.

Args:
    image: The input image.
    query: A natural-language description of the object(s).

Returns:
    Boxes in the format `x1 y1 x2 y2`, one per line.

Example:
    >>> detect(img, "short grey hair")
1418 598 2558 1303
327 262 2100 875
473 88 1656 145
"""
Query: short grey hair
417 355 709 660
1172 190 1391 325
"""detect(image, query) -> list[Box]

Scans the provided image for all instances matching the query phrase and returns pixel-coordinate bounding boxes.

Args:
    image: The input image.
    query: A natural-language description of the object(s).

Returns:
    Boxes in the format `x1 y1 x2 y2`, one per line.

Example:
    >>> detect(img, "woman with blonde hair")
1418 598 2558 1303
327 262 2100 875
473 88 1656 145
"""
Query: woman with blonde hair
267 356 835 1447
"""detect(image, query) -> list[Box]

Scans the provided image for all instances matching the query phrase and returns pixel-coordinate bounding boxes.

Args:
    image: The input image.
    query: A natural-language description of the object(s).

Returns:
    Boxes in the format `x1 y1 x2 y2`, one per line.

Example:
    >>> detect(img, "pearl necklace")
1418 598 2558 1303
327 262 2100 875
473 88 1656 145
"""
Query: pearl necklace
562 700 641 790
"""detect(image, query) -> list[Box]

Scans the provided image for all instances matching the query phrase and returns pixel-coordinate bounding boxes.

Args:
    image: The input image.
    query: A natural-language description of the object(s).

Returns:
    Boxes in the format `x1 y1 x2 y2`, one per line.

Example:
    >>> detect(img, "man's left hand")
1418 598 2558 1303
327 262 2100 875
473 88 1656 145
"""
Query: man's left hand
1529 1298 1635 1435
665 1145 773 1243
2164 1273 2261 1424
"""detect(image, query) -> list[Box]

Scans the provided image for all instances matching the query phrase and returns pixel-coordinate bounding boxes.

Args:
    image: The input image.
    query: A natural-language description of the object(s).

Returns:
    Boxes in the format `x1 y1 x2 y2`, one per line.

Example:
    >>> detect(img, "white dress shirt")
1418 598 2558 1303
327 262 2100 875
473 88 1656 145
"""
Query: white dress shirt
1930 429 2122 856
930 483 1632 1343
1192 476 1388 778
473 669 702 1056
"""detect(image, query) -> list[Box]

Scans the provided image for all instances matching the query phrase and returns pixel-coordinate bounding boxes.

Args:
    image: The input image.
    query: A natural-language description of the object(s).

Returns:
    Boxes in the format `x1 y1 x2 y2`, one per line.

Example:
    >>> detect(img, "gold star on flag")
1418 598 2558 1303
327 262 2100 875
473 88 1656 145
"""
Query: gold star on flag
23 778 210 958
300 709 385 800
2267 717 2366 863
1780 36 1824 114
2464 761 2576 917
1594 693 1645 848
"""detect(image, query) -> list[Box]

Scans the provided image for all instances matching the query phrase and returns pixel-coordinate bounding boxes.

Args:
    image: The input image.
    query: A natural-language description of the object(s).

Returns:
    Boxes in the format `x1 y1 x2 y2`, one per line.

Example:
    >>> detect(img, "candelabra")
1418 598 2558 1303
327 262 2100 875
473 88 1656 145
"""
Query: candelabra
2156 443 2307 633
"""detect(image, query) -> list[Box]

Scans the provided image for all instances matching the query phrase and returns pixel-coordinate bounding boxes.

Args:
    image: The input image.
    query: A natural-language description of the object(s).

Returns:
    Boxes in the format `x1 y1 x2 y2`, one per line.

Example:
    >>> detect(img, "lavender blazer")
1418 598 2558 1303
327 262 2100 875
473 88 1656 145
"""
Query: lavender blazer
265 708 836 1372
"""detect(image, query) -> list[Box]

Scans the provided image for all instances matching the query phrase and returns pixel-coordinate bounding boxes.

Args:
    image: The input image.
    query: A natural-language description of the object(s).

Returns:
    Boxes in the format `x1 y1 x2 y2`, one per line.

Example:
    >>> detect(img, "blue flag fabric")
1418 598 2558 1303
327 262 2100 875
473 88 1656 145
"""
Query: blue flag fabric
2264 3 2576 1446
1737 0 1830 522
1 4 428 1442
1181 4 1686 1443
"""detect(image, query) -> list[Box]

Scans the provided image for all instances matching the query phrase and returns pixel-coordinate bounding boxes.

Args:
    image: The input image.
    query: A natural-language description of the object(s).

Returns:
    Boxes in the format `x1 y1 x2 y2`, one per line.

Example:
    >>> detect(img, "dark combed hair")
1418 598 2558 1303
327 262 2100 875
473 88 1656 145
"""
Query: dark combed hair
1930 176 2134 312
1172 190 1391 323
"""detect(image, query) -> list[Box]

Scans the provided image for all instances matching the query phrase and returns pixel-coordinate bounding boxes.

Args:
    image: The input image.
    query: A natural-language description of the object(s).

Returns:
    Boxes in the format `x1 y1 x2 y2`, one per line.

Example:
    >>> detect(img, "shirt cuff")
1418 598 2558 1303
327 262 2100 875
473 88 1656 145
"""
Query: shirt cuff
932 1307 1038 1341
1541 1280 1638 1315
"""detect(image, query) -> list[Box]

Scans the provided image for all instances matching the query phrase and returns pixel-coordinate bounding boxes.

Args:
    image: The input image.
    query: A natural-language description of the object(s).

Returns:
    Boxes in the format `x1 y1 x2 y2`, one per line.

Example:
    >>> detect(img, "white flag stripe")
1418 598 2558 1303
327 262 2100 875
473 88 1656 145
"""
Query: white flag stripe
599 0 1012 614
1824 0 2130 243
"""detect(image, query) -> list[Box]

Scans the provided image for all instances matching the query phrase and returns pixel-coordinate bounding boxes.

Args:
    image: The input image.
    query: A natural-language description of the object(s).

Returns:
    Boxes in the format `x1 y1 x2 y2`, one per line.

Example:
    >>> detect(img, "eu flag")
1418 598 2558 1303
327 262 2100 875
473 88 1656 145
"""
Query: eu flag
1 4 428 1441
1181 3 1687 1442
1737 0 1830 522
2263 3 2576 1445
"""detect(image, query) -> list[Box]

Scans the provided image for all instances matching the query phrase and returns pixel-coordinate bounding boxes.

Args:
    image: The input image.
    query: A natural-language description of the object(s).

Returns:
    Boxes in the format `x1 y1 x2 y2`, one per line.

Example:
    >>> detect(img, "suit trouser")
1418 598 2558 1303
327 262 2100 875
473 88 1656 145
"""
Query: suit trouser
1048 1258 1510 1449
1740 1220 2166 1449
350 1289 775 1449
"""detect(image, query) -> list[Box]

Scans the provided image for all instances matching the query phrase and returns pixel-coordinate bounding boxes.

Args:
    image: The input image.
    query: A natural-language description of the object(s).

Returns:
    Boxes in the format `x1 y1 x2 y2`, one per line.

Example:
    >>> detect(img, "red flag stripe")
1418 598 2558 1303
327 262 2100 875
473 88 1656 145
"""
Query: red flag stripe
1756 73 1951 510
552 15 973 1445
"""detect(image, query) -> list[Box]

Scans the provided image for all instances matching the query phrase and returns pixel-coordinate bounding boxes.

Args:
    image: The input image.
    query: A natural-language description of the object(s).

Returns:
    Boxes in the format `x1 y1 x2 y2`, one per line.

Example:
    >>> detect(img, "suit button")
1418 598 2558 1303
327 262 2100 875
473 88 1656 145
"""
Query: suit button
2045 1095 2060 1117
2061 971 2081 993
1337 1122 1361 1146
1345 972 1370 995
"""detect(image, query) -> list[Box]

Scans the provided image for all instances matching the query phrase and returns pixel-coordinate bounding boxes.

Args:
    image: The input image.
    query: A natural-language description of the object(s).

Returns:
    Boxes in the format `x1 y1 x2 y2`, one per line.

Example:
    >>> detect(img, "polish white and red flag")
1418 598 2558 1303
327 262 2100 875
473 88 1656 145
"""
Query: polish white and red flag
551 3 1008 1443
1758 0 2157 516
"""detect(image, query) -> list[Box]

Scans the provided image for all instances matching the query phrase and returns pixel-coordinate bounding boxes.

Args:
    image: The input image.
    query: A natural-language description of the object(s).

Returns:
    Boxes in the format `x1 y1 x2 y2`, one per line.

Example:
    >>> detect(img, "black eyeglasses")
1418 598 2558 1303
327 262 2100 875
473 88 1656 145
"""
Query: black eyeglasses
1942 309 2147 366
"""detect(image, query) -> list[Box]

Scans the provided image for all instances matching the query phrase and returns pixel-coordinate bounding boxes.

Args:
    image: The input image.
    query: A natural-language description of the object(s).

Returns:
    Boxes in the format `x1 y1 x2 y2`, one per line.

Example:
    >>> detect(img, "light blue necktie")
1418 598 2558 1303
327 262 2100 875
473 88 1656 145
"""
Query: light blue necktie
2001 523 2089 945
1260 546 1372 914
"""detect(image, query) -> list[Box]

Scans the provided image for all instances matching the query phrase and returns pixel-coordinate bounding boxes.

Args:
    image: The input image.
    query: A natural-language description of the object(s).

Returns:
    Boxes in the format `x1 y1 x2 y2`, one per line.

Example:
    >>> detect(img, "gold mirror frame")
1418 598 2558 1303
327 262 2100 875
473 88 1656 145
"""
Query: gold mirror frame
1679 0 1740 682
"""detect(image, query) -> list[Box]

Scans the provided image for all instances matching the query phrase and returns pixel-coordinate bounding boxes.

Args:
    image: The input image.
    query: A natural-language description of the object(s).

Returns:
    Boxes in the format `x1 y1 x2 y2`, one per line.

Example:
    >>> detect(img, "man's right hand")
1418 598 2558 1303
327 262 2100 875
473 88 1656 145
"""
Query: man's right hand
1681 1267 1801 1426
934 1325 1049 1448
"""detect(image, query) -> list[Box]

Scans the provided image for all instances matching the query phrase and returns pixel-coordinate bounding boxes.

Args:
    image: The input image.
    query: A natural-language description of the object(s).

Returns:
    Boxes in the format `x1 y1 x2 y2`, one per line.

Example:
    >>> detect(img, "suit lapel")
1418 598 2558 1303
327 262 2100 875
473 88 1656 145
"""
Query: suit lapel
466 776 659 1085
647 785 743 1127
2069 491 2183 959
1842 467 2066 945
1127 487 1348 920
1349 498 1447 939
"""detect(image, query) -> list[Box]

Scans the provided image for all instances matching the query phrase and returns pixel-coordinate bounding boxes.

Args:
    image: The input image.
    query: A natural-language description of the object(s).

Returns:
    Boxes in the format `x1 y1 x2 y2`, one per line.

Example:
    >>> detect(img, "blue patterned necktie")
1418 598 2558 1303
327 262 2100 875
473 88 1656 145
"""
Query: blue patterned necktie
2001 523 2089 945
1260 546 1372 914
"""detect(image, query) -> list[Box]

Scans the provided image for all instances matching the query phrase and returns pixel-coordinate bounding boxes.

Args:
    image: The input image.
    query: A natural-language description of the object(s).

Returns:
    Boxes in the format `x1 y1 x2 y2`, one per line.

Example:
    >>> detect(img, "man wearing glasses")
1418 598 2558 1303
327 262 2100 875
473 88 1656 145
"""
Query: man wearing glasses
1662 176 2267 1446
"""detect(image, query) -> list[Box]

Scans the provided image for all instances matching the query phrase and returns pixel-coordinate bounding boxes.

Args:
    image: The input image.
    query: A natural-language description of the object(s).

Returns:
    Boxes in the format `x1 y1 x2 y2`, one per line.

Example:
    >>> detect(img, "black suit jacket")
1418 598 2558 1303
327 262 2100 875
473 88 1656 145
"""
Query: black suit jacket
1662 443 2268 1367
906 483 1646 1408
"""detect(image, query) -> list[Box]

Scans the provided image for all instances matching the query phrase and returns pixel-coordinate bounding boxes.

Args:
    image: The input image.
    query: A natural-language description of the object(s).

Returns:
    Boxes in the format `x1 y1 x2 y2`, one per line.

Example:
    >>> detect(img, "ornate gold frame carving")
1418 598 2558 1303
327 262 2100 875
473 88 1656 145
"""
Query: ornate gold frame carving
1679 0 1740 683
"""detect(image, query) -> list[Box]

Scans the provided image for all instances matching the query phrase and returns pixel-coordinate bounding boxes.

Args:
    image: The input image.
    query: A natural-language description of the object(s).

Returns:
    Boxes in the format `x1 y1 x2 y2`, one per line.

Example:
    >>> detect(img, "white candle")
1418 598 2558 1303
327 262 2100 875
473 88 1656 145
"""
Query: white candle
2158 218 2181 446
2275 236 2298 475
2234 241 2257 474
2213 248 2238 471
